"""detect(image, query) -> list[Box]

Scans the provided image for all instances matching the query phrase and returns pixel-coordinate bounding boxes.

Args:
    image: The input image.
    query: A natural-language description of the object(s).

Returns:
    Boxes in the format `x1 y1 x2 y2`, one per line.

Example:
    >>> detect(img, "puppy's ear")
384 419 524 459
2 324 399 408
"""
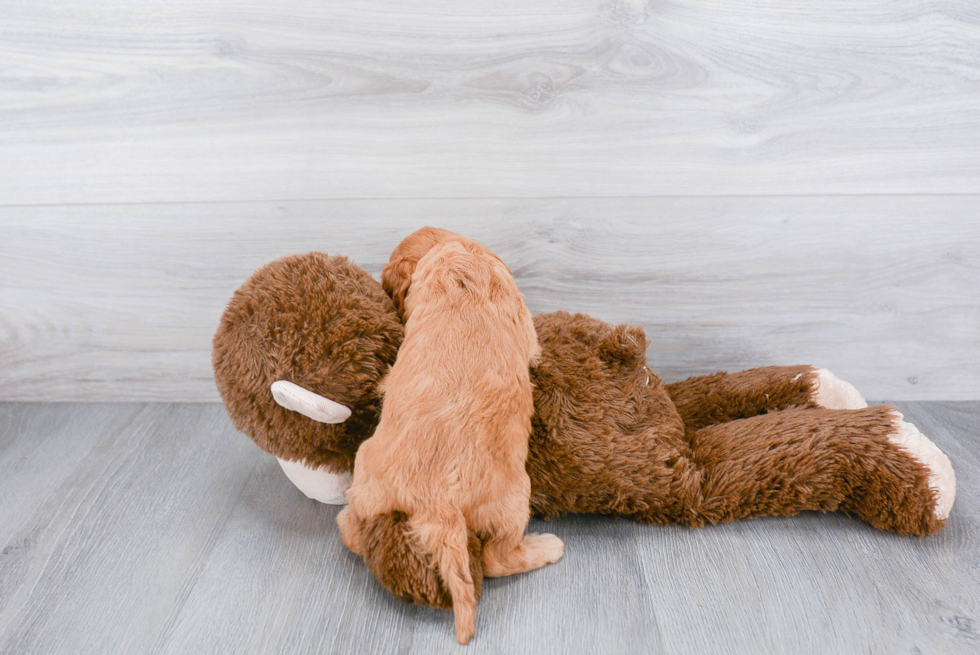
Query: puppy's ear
381 257 417 319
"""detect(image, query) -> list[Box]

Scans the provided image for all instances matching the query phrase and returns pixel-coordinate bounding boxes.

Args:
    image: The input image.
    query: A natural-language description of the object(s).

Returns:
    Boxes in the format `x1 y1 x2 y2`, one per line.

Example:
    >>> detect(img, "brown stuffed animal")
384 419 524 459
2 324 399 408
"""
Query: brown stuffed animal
212 252 403 503
213 244 956 621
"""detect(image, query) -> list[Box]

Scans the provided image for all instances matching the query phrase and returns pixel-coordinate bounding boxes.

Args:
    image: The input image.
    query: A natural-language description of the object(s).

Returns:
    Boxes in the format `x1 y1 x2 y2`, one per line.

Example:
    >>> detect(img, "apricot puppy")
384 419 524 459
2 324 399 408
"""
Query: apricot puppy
337 228 563 644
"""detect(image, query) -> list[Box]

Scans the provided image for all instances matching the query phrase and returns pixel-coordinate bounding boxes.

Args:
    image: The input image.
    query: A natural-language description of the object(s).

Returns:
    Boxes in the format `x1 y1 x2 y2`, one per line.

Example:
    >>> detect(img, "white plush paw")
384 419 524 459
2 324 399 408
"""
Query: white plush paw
811 368 868 410
888 412 956 520
277 458 352 505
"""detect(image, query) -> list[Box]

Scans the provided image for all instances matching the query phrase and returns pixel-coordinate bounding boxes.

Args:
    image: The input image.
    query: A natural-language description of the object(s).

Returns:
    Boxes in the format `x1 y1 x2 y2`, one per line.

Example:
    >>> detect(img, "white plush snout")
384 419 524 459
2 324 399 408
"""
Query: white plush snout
270 380 355 503
277 458 352 505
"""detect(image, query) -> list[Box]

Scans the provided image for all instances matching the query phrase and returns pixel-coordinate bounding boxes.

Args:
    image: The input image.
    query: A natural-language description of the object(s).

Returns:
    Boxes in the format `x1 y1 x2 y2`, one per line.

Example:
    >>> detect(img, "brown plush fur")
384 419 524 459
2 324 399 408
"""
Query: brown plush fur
212 253 403 472
527 312 692 523
338 231 559 644
528 312 942 534
214 249 950 621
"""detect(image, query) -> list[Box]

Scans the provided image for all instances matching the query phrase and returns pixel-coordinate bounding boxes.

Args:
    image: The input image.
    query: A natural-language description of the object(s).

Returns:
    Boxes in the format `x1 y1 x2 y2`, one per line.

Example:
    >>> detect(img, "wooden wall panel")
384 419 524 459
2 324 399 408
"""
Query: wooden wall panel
1 0 978 203
1 196 976 401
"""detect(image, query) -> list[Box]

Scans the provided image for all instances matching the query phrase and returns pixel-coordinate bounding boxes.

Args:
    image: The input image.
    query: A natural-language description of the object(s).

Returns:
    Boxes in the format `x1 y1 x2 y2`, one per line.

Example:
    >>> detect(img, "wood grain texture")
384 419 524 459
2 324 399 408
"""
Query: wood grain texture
1 196 977 402
0 404 262 655
1 0 979 203
0 401 977 654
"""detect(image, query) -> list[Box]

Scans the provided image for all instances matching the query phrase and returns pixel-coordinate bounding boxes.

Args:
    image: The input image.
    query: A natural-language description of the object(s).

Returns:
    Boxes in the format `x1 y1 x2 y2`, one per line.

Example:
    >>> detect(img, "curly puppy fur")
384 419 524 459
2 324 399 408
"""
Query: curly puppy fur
337 230 560 645
212 253 403 472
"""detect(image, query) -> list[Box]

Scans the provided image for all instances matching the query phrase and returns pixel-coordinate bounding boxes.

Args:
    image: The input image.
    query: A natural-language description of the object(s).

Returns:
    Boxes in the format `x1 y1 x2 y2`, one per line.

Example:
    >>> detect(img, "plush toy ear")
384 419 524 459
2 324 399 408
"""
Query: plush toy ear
597 324 649 368
270 380 353 424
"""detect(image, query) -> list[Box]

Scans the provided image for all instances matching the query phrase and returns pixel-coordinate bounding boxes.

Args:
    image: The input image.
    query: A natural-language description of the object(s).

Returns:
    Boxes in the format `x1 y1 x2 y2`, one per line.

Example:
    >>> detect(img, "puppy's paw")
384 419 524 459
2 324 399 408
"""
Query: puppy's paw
810 368 868 410
336 507 364 555
526 532 564 566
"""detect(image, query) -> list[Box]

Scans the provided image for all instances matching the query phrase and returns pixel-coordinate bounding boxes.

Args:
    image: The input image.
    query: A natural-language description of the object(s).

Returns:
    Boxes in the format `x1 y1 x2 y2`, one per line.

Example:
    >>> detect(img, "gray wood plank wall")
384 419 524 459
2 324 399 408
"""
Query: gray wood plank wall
1 0 978 401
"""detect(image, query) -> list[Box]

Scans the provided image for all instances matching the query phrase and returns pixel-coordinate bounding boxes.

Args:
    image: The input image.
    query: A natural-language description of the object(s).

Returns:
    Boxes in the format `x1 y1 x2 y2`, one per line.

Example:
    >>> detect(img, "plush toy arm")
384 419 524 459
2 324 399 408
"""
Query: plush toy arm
665 365 866 432
271 380 352 424
270 380 354 504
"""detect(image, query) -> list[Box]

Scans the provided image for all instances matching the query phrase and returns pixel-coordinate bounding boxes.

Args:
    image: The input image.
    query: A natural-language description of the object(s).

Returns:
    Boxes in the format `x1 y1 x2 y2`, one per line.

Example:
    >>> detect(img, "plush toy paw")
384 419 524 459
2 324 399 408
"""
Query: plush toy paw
277 458 352 505
888 411 956 521
810 368 868 410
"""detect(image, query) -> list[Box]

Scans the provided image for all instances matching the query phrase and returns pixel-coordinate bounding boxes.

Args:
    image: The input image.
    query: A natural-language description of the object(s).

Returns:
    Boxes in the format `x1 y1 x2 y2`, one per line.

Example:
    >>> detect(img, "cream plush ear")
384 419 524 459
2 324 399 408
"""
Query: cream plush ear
271 380 352 424
270 380 354 505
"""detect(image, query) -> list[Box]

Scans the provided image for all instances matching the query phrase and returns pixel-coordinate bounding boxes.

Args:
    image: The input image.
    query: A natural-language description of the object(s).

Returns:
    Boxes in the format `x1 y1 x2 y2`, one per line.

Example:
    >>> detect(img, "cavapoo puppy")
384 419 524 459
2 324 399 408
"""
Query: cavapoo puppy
337 228 564 644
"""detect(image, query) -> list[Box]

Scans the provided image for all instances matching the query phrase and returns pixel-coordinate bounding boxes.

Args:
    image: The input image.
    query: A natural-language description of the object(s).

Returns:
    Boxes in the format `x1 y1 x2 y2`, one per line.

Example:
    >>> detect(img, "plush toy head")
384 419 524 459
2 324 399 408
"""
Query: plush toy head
212 252 403 473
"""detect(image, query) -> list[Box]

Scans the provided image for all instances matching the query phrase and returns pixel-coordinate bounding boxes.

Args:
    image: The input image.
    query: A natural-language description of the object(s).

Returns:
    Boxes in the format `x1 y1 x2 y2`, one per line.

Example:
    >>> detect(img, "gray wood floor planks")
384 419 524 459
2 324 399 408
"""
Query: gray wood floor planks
1 1 979 203
0 401 977 654
0 404 261 654
2 196 978 402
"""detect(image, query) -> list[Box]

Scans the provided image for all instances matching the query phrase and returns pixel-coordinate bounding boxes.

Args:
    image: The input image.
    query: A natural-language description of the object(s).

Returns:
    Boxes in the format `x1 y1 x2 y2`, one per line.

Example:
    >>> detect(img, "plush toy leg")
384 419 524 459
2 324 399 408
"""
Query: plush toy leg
685 406 955 536
277 458 352 505
665 365 866 431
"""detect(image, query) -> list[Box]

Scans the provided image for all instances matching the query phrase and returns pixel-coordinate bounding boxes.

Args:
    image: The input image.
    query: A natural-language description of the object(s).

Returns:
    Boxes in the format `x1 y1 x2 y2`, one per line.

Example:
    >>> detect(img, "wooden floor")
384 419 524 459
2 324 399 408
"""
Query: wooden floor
0 401 977 654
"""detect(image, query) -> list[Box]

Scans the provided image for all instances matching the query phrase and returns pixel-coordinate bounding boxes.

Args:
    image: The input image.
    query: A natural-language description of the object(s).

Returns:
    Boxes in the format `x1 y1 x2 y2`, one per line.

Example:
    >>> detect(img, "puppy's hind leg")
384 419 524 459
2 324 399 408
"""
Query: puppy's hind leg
476 491 564 579
483 533 564 578
336 507 365 556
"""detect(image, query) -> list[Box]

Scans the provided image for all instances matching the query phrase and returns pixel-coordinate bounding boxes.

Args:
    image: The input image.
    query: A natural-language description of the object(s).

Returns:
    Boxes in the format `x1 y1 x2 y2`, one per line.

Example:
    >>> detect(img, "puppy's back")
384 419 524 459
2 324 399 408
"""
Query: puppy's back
378 241 538 481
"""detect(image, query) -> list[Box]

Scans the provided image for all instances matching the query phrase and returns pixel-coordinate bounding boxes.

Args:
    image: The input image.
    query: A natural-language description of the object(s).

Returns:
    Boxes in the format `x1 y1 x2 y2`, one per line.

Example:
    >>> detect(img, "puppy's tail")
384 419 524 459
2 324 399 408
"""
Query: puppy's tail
415 514 478 645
